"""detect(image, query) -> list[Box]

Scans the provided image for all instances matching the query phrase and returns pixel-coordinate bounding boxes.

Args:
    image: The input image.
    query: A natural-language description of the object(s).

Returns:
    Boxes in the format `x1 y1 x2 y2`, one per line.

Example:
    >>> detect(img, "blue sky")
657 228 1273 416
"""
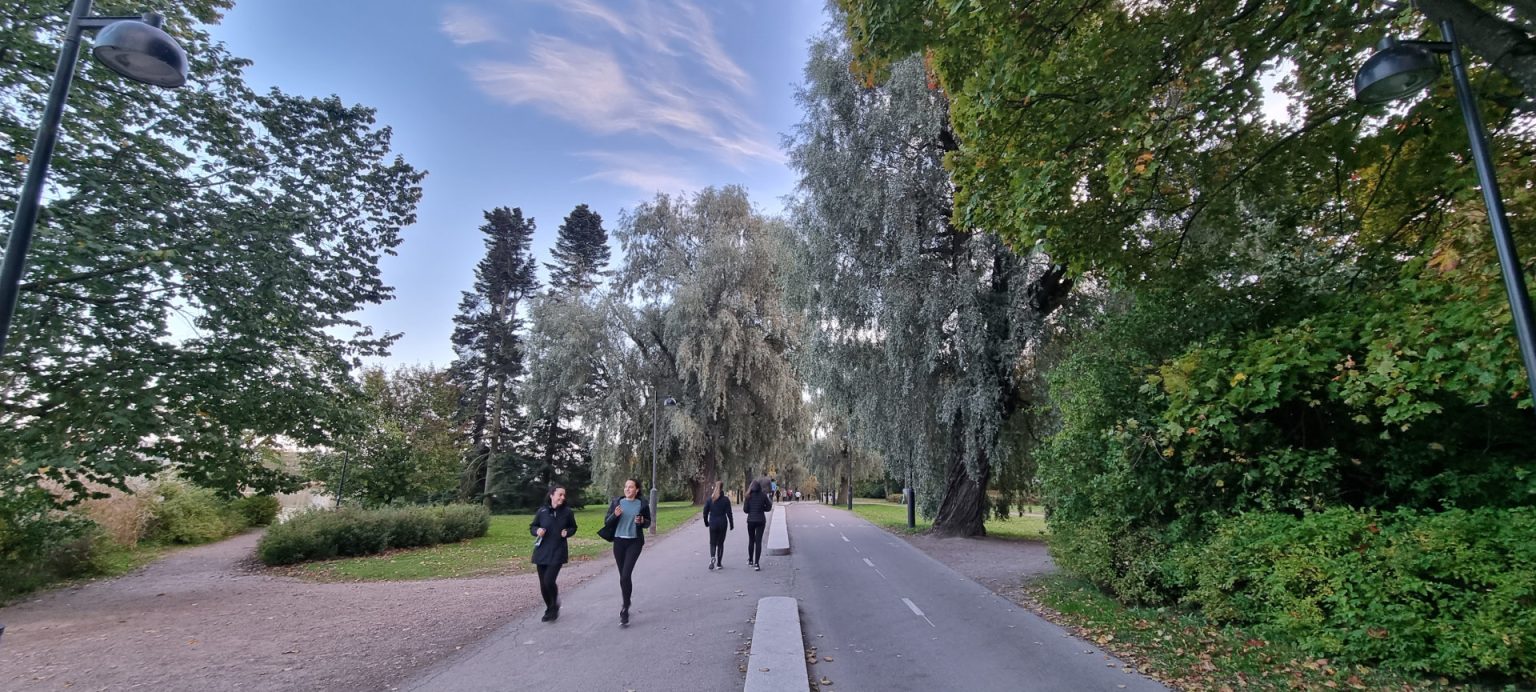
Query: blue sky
209 0 828 368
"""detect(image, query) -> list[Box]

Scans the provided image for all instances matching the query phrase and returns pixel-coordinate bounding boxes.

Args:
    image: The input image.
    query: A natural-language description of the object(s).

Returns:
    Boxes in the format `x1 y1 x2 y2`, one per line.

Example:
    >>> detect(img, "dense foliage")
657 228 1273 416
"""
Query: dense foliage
837 0 1536 680
0 0 424 500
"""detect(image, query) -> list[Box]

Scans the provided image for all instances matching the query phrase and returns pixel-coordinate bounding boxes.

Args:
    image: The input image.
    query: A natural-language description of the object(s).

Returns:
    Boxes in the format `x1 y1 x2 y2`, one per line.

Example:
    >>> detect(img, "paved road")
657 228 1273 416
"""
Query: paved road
406 502 1166 691
788 503 1166 692
405 510 790 691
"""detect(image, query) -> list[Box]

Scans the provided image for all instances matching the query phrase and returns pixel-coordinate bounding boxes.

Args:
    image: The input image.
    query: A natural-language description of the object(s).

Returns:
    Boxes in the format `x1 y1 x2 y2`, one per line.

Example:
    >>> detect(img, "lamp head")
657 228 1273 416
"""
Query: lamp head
1355 36 1440 104
91 18 188 88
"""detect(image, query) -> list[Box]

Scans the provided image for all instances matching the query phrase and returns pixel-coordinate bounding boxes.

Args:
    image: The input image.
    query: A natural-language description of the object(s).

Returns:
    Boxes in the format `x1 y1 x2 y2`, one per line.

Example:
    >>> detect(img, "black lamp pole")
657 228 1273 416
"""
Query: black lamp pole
0 0 187 356
1355 21 1536 408
1438 21 1536 407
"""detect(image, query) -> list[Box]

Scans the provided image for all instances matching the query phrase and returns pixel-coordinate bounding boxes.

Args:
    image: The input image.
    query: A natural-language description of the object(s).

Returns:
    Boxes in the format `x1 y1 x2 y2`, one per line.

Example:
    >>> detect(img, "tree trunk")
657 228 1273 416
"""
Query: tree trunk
484 372 505 511
932 445 991 537
692 443 719 505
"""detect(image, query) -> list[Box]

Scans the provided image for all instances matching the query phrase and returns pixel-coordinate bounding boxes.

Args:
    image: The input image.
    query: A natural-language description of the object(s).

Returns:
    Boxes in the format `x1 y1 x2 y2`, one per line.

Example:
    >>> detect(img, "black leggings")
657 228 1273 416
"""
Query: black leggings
613 537 643 607
708 524 728 562
536 562 562 608
746 521 766 564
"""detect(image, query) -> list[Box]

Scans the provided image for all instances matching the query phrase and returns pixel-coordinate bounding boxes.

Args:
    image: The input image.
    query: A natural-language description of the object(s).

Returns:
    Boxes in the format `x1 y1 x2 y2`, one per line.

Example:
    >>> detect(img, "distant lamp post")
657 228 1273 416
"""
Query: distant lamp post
0 0 188 356
1354 22 1536 408
650 395 677 535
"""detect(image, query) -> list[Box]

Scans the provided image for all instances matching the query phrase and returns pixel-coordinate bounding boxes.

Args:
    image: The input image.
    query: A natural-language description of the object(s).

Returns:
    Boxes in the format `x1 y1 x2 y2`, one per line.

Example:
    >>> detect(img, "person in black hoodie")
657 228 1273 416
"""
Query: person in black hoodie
603 478 652 626
742 479 772 570
702 480 733 570
529 485 577 622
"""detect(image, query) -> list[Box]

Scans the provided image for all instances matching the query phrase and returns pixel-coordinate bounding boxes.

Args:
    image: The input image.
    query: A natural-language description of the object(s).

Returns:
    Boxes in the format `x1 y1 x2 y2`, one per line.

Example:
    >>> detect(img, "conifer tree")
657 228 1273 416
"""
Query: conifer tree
449 207 539 508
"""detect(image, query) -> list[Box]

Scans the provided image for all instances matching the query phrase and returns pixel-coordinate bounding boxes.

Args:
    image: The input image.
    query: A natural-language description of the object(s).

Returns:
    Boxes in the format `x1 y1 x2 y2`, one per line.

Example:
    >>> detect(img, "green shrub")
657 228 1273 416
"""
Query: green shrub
257 504 490 566
229 495 281 527
147 481 238 544
0 470 97 597
1048 516 1172 606
439 504 490 542
1178 507 1536 681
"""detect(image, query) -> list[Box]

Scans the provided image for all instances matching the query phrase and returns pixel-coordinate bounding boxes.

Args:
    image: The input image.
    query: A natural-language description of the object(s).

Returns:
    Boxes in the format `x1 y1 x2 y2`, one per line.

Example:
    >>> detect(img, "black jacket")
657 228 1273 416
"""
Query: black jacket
743 491 772 524
603 497 653 546
703 495 734 529
529 504 578 565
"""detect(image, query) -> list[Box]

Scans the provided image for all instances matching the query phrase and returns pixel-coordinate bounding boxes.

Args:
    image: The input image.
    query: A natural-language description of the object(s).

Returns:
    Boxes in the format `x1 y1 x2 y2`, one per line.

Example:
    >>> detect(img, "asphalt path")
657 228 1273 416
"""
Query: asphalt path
405 508 791 691
788 503 1167 692
405 502 1167 691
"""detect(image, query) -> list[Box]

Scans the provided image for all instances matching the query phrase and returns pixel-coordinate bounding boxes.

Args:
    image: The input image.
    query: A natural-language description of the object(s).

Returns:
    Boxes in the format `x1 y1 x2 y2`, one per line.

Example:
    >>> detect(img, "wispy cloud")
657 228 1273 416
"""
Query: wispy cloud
440 5 499 45
578 153 702 197
452 0 775 168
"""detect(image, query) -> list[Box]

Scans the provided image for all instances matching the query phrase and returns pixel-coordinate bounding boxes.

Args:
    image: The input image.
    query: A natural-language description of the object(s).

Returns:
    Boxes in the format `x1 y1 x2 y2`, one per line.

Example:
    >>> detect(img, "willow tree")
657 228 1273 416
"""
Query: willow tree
615 187 806 503
786 27 1072 536
0 0 424 499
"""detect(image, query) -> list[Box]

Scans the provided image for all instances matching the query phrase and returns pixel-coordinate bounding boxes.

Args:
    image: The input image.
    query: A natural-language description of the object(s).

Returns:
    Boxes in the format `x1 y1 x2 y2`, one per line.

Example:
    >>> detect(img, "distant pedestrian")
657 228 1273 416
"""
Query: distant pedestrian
529 485 577 622
604 478 652 626
794 489 801 503
743 479 772 570
703 480 734 570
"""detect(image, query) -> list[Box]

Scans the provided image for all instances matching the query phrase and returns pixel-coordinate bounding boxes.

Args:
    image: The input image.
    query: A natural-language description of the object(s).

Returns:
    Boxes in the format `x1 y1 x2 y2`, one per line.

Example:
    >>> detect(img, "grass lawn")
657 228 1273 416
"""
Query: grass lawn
848 499 1048 540
295 501 700 582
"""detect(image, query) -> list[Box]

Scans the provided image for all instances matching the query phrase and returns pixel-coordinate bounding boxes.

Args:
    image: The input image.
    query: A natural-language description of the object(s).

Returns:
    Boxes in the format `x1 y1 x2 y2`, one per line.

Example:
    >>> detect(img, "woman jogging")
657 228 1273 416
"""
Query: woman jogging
742 479 772 570
604 478 652 625
702 480 734 570
529 485 577 622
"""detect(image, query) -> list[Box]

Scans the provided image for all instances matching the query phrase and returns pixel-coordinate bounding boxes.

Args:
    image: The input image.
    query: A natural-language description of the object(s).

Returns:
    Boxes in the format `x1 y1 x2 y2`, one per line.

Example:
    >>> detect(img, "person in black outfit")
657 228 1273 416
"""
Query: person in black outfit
603 478 652 625
702 480 734 570
743 479 772 570
529 485 577 622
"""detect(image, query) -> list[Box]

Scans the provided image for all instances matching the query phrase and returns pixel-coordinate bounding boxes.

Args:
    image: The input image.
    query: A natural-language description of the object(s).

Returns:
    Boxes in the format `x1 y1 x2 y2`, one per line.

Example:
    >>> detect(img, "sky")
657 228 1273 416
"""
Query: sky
208 0 828 369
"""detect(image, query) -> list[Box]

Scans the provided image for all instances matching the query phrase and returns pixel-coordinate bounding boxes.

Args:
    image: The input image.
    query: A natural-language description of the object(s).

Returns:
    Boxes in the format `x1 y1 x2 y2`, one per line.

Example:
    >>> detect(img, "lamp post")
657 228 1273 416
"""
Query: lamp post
650 394 676 535
1354 21 1536 408
0 0 188 356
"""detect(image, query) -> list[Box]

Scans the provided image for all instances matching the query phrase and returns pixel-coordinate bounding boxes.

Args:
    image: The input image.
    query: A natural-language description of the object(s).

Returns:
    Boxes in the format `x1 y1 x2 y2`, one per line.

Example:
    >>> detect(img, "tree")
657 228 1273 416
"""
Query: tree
614 187 807 504
303 365 462 507
785 28 1071 535
545 203 611 294
449 207 539 508
517 207 614 508
0 0 425 500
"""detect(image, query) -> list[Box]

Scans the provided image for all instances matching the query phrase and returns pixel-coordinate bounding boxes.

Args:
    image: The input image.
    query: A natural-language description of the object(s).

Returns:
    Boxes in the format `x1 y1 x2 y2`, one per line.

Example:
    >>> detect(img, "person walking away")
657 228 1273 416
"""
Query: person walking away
743 480 772 571
604 478 652 625
529 485 577 622
702 480 734 570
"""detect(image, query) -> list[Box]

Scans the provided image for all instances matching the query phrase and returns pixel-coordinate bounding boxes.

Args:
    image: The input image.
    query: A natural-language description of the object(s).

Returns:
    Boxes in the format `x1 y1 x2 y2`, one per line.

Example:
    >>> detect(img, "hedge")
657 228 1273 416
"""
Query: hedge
257 504 490 566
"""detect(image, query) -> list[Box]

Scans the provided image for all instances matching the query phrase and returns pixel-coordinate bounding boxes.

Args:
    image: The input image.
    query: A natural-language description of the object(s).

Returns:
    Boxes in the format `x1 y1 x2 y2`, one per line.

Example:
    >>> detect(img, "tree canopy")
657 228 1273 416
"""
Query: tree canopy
0 0 424 499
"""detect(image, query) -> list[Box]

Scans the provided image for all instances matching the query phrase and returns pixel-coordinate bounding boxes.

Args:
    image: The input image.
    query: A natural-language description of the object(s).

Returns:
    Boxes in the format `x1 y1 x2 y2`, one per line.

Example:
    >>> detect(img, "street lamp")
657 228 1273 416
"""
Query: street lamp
1354 22 1536 408
650 394 677 535
0 0 188 356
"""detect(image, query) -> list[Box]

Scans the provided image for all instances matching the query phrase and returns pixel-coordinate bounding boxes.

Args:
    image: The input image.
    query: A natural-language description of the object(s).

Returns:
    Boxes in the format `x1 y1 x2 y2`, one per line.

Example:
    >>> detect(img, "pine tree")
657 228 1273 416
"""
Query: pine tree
545 203 611 294
449 207 539 508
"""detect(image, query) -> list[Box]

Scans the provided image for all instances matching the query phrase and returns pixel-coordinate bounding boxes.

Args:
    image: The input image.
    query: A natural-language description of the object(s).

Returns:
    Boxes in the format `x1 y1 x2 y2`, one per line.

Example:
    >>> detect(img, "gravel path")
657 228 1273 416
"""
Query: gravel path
0 531 609 692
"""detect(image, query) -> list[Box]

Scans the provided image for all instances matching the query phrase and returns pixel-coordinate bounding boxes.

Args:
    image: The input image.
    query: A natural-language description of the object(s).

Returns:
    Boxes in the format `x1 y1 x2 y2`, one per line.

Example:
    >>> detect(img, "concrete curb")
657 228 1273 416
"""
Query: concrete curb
766 503 790 555
744 597 807 692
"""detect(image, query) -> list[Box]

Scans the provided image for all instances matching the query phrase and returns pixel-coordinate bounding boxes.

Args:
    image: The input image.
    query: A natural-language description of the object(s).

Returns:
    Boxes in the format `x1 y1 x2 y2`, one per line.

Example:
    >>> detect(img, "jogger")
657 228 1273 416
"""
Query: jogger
742 479 772 570
529 485 577 622
703 480 734 570
603 478 652 625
